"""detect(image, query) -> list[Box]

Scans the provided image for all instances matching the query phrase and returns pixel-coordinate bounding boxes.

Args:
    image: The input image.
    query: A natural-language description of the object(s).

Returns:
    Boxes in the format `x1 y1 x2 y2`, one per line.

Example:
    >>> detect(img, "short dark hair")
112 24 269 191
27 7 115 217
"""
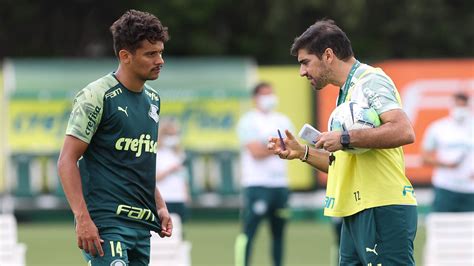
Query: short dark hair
454 92 469 102
252 82 272 96
290 19 353 60
110 10 169 56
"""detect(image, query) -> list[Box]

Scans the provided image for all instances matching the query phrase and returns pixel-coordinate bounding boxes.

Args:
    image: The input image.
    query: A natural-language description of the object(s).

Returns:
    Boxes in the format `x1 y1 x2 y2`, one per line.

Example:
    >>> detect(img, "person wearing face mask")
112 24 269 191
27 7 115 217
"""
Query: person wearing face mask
422 92 474 212
156 118 190 223
234 82 294 266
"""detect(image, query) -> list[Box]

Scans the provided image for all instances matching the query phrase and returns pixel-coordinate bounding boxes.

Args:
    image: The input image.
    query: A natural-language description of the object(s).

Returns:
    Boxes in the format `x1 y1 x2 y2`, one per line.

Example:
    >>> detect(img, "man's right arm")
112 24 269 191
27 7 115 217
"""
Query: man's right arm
267 129 330 173
57 135 89 221
304 147 330 173
57 135 104 257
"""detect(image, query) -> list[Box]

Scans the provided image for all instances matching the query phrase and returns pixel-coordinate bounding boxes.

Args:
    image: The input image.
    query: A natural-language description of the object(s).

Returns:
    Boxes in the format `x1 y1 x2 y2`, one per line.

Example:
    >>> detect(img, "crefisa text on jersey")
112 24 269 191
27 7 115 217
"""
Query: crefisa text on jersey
85 106 102 136
114 133 158 157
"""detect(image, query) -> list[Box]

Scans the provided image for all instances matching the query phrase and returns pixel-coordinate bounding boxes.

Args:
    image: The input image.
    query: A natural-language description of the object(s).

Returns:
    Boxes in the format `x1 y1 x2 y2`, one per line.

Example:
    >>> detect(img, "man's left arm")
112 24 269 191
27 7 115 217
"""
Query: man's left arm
155 187 172 237
315 109 415 151
350 72 415 149
349 108 415 149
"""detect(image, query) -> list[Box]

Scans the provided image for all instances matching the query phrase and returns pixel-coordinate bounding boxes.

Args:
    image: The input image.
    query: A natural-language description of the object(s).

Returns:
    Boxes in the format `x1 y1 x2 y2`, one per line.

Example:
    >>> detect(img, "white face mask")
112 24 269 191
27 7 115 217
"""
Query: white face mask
450 107 471 123
257 94 278 112
162 135 180 147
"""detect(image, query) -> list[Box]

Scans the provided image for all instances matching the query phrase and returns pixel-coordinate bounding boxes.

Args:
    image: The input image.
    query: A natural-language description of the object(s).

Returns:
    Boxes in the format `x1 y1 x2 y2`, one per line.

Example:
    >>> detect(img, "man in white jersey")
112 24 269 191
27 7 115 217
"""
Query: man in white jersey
156 118 190 223
235 82 294 266
422 92 474 212
267 20 417 265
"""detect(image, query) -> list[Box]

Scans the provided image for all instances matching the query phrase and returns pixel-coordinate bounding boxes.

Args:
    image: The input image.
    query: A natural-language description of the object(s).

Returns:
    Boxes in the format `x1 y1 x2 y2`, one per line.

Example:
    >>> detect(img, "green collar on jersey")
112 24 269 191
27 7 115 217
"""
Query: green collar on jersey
337 60 360 107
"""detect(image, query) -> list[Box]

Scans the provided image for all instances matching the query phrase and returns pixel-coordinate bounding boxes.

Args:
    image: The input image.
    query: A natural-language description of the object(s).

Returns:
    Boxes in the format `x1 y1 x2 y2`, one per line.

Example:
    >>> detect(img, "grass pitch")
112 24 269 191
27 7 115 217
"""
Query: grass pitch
18 220 425 265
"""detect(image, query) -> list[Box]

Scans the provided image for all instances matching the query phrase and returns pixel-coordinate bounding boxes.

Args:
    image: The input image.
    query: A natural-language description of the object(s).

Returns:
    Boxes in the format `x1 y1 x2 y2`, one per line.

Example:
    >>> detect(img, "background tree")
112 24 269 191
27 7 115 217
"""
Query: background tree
0 0 472 63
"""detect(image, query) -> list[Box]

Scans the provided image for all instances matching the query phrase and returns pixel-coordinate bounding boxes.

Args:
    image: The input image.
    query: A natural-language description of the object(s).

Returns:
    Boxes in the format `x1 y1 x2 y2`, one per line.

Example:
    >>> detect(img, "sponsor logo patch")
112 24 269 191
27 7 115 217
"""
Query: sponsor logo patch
115 134 157 157
148 104 159 123
110 259 126 266
85 106 101 136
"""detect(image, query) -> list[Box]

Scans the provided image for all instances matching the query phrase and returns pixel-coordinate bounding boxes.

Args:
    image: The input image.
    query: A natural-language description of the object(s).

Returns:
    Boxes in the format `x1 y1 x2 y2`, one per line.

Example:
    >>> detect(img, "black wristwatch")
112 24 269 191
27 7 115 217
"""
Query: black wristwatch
340 130 351 149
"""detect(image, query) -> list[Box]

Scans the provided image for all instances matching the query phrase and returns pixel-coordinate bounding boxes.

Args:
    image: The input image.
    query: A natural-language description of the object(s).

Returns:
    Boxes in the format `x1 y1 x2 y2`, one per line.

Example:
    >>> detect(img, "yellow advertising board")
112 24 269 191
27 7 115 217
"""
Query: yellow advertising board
8 100 72 153
258 66 315 190
160 99 246 150
0 72 4 192
7 98 246 153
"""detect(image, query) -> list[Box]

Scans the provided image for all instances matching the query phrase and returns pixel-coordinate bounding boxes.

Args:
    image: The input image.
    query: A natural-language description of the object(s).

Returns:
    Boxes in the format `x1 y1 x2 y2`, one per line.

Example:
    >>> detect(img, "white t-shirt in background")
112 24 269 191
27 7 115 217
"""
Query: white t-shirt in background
423 117 474 193
237 109 294 188
156 147 188 202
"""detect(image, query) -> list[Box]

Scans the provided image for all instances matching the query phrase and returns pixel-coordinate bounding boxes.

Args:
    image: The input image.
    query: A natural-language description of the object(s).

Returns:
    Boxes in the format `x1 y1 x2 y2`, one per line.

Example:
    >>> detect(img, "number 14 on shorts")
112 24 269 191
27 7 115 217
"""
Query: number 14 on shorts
110 241 123 257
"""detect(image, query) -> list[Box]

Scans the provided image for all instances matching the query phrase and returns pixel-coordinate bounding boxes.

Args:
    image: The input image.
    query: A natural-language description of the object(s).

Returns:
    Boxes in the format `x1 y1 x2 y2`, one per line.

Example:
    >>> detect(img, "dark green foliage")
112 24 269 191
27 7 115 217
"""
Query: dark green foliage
0 0 472 63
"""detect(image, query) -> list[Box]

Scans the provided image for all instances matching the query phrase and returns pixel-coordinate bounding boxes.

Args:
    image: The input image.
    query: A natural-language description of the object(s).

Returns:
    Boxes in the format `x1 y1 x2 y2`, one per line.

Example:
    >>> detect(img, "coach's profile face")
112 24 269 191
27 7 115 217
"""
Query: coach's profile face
119 40 165 81
297 48 332 91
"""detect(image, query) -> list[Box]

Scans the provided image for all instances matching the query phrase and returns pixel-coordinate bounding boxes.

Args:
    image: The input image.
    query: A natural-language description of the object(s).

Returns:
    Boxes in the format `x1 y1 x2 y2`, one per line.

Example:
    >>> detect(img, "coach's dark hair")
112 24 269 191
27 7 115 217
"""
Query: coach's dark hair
290 19 353 61
252 82 272 96
110 10 169 56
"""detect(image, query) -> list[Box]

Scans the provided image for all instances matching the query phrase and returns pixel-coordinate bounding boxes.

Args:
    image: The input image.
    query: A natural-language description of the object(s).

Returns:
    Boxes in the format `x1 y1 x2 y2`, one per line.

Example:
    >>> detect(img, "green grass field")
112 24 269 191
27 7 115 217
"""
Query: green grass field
18 221 426 266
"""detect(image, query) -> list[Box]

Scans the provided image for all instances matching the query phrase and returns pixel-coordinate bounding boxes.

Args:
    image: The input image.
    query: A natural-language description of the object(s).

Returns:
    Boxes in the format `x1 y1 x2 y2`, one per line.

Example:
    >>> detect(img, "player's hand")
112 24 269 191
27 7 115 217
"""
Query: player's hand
75 214 104 257
314 131 343 152
158 208 173 238
267 129 305 160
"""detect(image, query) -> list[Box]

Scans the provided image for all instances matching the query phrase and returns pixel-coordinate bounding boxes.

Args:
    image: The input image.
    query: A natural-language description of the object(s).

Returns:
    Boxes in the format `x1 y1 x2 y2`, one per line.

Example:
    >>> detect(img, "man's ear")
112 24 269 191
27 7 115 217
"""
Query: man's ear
323 48 334 64
118 49 131 64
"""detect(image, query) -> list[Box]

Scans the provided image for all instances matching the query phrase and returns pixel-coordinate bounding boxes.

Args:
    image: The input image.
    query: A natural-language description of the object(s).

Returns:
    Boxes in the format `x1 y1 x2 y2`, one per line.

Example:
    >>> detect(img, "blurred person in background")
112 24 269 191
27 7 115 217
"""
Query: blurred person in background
331 217 343 263
235 82 294 266
422 92 474 212
268 19 417 265
156 118 190 224
57 10 172 265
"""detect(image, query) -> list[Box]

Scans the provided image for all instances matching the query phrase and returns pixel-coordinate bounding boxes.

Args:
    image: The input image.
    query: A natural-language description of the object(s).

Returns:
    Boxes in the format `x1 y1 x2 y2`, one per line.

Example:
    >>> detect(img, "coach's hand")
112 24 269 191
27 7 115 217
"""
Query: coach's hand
158 208 173 238
315 131 343 152
268 129 305 160
75 214 104 257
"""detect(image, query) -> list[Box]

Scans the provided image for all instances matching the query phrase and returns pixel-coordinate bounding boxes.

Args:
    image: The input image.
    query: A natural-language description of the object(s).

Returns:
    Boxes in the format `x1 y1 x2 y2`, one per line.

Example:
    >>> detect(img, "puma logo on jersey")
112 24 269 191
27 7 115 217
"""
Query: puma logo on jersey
366 244 378 256
118 106 128 116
